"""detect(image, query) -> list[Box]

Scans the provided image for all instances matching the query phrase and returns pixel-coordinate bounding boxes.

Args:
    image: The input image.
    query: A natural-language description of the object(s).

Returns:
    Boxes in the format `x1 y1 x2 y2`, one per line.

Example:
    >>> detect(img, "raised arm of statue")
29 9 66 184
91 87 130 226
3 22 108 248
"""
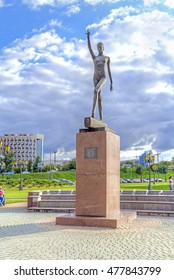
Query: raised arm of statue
86 29 95 59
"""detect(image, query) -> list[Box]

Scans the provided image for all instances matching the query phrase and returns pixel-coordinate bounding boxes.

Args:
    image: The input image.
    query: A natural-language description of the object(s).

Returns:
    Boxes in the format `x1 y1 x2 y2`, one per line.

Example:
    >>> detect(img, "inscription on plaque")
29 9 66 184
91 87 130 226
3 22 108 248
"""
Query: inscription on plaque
84 147 98 159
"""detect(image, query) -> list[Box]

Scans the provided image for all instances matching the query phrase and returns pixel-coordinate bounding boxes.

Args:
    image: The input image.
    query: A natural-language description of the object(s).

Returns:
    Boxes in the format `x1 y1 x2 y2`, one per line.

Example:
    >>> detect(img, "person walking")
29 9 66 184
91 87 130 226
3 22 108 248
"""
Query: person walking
169 176 173 191
0 186 5 206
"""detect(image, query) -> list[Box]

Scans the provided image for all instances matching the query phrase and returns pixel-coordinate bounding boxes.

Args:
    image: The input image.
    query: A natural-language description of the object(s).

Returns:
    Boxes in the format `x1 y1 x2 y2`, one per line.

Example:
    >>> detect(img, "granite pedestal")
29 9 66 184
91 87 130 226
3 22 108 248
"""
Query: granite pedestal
56 118 136 228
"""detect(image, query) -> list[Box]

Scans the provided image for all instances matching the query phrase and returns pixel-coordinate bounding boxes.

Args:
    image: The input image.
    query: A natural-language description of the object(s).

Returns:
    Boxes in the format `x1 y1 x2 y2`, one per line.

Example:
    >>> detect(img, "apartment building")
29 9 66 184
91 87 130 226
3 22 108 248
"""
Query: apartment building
0 133 44 163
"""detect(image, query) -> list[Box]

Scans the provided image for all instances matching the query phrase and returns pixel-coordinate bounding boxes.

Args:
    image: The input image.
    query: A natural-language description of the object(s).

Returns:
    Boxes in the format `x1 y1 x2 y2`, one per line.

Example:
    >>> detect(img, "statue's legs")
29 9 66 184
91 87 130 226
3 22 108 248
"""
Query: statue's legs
92 77 106 119
98 91 103 120
91 90 97 118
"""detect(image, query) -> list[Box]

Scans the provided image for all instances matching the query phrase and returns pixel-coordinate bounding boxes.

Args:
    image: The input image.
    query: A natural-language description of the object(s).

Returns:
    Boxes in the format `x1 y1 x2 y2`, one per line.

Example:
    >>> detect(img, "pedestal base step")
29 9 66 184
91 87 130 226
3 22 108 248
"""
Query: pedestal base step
28 207 75 212
56 211 137 229
84 117 108 128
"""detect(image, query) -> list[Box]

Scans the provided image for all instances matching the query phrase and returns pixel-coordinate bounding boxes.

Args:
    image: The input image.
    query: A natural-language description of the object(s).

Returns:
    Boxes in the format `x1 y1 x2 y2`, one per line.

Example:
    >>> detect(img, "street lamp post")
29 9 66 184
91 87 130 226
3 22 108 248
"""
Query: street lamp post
54 150 57 167
19 160 23 191
49 153 52 180
144 152 155 190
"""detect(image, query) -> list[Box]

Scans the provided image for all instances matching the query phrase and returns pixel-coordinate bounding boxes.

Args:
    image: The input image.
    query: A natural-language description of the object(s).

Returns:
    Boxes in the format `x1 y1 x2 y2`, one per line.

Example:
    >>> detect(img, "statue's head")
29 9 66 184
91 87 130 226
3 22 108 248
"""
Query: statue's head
97 42 104 52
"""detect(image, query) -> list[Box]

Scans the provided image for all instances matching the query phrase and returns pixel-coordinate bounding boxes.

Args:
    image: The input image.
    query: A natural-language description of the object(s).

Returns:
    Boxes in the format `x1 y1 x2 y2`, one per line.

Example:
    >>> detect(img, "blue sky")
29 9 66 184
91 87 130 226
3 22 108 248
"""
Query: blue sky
1 0 174 162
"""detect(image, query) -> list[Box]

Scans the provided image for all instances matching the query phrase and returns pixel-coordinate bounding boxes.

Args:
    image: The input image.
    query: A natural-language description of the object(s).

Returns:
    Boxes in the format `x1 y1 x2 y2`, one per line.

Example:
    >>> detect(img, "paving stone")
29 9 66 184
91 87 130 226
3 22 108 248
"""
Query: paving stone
0 203 174 259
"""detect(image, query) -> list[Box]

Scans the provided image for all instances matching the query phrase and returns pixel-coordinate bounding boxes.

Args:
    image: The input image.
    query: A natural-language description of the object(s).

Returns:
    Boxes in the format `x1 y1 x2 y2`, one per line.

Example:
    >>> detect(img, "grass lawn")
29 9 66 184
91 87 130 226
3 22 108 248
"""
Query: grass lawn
0 171 76 204
0 171 171 205
3 184 75 204
2 182 170 205
120 182 169 190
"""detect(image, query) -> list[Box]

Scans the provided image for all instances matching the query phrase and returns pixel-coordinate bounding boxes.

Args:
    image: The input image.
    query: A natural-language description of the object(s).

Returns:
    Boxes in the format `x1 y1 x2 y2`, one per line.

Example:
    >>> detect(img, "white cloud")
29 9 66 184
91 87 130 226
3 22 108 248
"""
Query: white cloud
146 82 174 95
160 149 174 161
65 4 80 16
164 0 174 9
0 0 13 7
0 0 4 7
87 6 136 30
0 28 89 152
120 142 156 161
21 0 122 9
143 0 160 6
22 0 55 9
87 8 174 68
1 3 174 158
144 0 174 9
44 148 76 161
85 0 120 5
21 0 78 9
49 19 62 27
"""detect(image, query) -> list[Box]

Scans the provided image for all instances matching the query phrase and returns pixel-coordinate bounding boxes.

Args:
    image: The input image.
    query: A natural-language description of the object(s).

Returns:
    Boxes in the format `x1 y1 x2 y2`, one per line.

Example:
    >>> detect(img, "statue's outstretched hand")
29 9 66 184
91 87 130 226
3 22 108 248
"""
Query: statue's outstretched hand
86 28 90 37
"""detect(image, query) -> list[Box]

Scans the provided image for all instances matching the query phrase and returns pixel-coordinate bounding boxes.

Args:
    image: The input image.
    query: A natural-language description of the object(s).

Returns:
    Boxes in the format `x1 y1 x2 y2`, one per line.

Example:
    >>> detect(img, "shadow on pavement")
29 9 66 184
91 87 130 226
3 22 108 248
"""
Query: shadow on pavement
0 221 58 238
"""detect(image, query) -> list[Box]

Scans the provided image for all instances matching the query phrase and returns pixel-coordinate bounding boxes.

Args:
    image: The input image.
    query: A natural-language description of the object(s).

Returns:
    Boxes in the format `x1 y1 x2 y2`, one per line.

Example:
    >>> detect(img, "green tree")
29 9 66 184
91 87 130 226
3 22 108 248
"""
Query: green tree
61 163 70 171
42 164 55 172
14 165 25 174
61 159 76 171
56 164 63 171
3 151 14 172
171 157 174 165
157 164 168 181
135 166 143 181
125 160 134 167
0 156 4 173
27 160 33 172
157 165 168 174
68 158 76 170
33 156 41 172
120 166 127 174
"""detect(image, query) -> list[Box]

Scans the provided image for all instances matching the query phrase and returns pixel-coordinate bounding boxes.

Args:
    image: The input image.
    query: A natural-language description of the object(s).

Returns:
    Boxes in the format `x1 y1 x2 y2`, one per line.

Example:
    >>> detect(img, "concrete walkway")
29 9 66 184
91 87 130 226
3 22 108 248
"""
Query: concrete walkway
0 203 174 260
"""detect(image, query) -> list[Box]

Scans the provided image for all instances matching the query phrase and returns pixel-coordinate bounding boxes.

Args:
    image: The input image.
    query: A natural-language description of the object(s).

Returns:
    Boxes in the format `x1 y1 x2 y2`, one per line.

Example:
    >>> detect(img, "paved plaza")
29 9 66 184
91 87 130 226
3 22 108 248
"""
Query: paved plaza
0 203 174 260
